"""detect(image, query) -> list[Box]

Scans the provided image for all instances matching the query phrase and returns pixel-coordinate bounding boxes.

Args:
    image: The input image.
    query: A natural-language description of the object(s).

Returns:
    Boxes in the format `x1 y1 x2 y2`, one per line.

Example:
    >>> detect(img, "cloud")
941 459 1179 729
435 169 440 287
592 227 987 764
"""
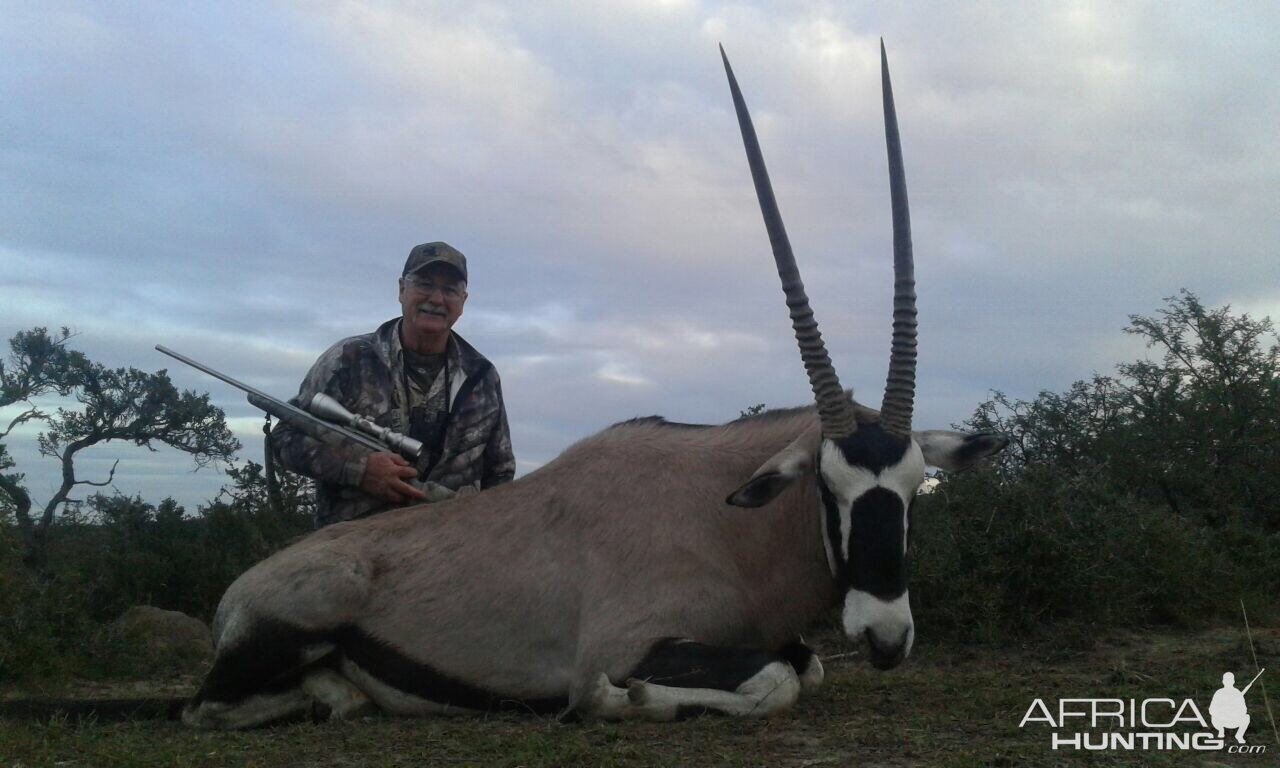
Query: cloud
2 1 1278 511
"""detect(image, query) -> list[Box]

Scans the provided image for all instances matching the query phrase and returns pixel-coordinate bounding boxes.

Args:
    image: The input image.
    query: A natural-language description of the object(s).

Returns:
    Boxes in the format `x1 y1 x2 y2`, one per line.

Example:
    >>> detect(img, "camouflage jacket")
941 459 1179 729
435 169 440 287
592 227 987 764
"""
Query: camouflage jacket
272 318 515 527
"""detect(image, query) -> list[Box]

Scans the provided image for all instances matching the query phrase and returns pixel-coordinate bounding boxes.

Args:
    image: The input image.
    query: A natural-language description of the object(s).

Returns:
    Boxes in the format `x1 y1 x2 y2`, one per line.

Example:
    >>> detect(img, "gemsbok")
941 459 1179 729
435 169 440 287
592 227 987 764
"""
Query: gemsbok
182 42 1009 729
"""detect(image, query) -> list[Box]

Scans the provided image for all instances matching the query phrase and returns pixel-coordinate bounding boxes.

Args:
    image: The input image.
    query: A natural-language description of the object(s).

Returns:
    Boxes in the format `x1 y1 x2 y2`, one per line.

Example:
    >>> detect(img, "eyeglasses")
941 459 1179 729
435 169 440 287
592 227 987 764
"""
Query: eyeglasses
404 277 466 300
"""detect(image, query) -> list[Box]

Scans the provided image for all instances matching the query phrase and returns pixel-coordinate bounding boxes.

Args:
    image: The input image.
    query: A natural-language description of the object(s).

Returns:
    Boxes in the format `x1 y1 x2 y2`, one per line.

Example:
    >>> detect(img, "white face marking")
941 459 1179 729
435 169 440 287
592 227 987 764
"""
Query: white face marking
819 441 875 566
897 441 926 553
820 513 838 576
816 436 922 664
842 589 915 656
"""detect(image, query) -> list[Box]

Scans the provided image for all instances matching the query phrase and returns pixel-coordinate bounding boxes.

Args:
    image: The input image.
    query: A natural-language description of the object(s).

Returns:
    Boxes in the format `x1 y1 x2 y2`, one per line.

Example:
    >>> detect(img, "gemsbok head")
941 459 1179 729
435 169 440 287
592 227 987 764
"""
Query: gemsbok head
719 41 1008 669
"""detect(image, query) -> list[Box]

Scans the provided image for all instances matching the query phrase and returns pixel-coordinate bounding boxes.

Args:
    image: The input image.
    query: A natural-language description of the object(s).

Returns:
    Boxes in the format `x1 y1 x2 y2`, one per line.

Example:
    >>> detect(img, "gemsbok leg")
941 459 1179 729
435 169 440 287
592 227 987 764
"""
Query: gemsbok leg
778 639 825 697
182 620 339 729
583 639 807 720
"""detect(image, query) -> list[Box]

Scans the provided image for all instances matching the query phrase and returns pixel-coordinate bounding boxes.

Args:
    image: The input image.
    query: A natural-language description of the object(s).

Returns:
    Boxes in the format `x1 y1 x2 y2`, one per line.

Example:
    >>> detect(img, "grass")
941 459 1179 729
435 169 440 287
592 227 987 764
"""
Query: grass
2 626 1276 767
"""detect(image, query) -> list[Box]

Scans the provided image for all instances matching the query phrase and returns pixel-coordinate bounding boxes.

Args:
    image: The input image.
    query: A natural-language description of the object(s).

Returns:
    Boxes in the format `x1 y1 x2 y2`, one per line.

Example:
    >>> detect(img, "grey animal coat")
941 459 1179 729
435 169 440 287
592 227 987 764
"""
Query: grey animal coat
186 43 1011 728
217 407 836 708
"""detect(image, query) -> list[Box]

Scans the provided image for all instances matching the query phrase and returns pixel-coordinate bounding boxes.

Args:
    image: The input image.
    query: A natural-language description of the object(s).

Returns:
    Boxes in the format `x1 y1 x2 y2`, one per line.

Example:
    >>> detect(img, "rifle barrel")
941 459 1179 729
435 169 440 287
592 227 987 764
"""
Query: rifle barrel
1241 668 1265 695
155 344 388 455
156 345 276 403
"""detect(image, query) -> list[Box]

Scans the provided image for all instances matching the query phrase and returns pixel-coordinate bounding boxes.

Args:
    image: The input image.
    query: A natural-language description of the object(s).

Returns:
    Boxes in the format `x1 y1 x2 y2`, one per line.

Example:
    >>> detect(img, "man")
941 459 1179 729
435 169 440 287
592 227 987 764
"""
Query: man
273 242 515 527
1209 671 1254 744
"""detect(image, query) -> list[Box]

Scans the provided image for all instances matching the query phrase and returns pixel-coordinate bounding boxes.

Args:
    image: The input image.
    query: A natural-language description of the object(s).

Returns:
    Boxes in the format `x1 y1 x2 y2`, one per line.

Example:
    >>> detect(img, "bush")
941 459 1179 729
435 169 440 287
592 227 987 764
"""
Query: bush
0 462 314 684
0 516 102 681
911 292 1280 642
912 469 1279 643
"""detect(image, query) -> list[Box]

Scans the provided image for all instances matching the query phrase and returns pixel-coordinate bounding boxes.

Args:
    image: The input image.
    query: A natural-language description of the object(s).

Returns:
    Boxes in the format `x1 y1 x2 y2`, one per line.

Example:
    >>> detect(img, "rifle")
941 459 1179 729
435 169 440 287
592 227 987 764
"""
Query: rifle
1241 668 1265 696
155 345 424 461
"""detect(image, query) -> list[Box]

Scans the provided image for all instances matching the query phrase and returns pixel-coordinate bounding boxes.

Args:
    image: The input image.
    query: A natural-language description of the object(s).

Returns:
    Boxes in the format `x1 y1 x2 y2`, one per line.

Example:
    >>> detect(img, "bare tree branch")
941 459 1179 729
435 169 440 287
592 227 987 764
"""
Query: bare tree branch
0 328 240 567
72 458 119 489
3 407 48 438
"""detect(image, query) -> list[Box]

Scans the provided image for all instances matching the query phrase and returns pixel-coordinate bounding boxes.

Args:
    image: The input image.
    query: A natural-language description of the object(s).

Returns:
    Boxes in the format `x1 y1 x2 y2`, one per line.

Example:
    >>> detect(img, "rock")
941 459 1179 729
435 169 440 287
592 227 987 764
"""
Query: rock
109 605 214 665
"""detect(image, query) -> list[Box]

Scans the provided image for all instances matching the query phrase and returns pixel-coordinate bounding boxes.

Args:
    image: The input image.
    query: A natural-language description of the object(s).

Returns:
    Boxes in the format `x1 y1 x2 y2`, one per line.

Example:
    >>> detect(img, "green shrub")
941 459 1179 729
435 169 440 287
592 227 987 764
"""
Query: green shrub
0 463 314 683
908 292 1280 643
912 465 1280 644
0 520 101 682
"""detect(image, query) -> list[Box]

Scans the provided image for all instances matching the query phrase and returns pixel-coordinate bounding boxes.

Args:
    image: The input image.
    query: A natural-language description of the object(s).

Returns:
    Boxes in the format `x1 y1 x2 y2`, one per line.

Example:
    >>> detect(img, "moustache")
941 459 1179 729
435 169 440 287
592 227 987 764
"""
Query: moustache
415 303 448 317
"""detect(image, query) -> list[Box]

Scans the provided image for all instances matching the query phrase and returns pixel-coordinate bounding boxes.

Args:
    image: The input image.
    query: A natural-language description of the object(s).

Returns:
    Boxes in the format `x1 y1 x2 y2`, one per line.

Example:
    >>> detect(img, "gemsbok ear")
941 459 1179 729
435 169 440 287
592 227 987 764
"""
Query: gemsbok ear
726 424 821 507
914 430 1009 472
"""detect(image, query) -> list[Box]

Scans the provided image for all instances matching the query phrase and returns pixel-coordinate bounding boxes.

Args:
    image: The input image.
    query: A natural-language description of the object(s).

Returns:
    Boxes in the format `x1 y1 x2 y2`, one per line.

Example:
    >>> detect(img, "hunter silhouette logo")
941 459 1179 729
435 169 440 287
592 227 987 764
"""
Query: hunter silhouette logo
1210 669 1264 744
1019 668 1269 754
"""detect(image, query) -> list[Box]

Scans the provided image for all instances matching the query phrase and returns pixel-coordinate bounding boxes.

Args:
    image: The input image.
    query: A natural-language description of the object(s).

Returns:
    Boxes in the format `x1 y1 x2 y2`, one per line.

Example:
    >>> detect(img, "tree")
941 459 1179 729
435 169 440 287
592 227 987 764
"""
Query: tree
913 291 1280 639
0 328 87 527
1119 290 1280 526
0 327 240 565
953 290 1280 530
215 459 314 550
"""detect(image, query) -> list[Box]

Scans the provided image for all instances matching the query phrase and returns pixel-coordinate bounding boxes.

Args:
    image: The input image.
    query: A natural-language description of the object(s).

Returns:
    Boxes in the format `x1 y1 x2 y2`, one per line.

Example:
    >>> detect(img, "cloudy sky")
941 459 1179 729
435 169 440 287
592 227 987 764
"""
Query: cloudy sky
2 1 1278 512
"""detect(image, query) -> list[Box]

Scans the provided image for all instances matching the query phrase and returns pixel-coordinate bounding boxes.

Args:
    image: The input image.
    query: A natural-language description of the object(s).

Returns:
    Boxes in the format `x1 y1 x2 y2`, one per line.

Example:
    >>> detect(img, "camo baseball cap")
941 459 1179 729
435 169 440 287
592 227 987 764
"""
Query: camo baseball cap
403 242 467 282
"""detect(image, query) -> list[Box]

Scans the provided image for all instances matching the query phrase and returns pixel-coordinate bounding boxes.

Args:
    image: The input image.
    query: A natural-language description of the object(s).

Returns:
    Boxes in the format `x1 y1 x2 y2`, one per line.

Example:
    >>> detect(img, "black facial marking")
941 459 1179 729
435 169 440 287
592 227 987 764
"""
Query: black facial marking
849 487 908 599
816 471 849 590
905 496 916 550
627 638 779 693
834 422 910 475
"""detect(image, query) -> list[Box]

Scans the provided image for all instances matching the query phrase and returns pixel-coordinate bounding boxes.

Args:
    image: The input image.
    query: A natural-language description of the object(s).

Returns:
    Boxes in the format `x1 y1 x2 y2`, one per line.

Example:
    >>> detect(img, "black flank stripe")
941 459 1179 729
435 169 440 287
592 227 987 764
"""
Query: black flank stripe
627 639 779 692
334 626 567 714
194 620 328 705
195 619 566 715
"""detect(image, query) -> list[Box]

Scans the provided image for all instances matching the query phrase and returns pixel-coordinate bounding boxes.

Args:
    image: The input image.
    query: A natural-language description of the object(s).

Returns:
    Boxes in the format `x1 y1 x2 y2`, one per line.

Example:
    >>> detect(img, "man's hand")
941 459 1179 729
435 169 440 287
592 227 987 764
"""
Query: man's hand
359 452 429 505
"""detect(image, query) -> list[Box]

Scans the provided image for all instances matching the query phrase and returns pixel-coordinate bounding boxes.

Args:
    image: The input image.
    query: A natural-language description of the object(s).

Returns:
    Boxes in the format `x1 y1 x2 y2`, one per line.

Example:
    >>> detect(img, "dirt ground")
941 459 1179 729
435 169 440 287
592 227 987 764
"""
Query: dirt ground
2 626 1277 767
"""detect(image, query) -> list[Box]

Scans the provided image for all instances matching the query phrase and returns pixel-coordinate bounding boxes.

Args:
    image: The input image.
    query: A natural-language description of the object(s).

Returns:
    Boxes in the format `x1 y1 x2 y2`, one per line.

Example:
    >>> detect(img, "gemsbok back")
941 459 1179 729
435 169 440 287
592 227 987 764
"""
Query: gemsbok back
183 42 1009 729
